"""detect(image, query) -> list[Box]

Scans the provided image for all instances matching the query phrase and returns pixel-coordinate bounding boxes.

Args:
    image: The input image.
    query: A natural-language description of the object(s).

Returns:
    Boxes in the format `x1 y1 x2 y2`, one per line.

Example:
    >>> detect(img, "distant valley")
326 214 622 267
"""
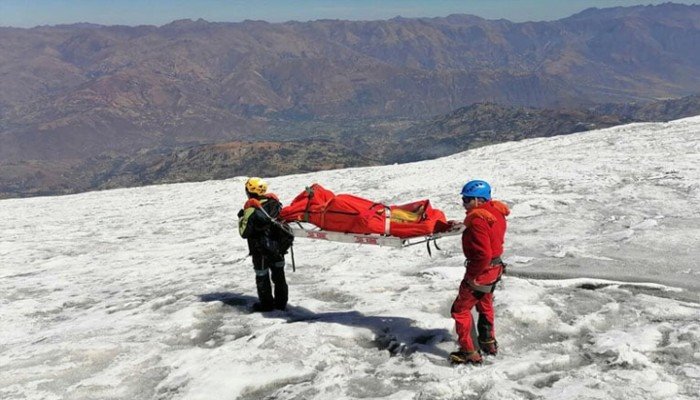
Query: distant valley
2 95 699 198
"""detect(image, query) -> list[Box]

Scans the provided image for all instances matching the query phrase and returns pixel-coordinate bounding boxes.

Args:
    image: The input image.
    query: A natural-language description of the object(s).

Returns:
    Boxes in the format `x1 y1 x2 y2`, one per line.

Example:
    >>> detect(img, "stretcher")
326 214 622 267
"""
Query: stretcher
289 220 465 255
280 183 465 255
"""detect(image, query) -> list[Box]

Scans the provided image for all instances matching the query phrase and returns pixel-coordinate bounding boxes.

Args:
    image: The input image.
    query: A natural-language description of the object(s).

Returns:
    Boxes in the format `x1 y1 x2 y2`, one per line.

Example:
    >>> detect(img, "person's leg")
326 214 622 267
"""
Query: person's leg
253 254 274 311
451 283 479 352
476 292 497 355
450 284 483 364
269 256 288 310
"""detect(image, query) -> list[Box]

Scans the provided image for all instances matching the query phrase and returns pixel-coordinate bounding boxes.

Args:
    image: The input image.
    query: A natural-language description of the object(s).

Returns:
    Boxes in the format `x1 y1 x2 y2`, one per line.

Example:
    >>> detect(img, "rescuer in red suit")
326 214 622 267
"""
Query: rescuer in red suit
449 180 510 365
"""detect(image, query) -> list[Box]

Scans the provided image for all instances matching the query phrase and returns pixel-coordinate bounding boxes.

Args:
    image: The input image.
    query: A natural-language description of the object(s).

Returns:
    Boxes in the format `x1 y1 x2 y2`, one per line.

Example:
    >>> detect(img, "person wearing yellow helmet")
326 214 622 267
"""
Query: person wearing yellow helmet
244 177 268 197
238 177 293 312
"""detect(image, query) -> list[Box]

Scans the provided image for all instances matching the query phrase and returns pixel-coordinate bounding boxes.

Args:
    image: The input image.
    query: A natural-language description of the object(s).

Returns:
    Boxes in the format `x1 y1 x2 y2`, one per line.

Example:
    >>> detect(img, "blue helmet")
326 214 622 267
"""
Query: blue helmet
461 180 491 200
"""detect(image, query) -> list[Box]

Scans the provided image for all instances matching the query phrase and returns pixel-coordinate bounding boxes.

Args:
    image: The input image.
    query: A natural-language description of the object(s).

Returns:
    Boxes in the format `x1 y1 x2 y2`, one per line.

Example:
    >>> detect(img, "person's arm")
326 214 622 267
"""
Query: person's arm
465 218 492 274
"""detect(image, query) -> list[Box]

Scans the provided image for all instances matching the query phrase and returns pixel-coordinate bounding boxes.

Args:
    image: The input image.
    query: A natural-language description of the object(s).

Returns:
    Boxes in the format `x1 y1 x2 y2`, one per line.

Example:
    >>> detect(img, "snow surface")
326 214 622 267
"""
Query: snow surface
1 117 699 399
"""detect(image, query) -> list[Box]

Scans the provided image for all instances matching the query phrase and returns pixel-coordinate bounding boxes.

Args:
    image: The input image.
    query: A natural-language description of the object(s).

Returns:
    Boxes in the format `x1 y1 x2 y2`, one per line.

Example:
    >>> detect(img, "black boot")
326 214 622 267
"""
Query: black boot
254 272 274 312
271 265 288 310
477 311 498 355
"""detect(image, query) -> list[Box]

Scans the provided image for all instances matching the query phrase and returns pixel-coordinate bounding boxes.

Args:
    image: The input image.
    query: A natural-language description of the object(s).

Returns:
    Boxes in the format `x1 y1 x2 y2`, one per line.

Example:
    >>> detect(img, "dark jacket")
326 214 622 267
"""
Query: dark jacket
238 194 292 257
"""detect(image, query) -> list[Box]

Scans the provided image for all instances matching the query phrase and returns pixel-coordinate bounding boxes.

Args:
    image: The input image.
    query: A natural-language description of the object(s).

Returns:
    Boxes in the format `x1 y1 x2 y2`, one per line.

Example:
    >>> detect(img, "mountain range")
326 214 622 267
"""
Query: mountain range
1 3 700 197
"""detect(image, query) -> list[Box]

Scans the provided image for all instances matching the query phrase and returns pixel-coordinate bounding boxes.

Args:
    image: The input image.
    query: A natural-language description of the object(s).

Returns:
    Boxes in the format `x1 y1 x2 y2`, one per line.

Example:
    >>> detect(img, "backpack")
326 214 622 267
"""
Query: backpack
259 221 295 258
275 221 295 256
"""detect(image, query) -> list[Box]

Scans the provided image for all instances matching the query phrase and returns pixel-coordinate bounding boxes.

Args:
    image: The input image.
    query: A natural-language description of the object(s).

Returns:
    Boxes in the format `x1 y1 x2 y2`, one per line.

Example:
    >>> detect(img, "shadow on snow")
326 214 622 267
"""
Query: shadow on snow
198 292 451 358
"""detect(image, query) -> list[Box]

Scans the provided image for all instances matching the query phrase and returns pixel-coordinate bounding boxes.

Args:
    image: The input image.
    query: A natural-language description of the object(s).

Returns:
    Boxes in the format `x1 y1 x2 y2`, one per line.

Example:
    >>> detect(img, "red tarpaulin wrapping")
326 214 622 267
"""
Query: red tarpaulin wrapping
280 184 449 238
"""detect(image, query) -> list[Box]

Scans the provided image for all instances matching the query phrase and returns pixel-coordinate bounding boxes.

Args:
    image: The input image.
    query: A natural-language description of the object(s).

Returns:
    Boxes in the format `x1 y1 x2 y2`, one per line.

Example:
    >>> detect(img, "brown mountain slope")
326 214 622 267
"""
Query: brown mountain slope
383 104 625 163
592 94 700 121
4 95 699 199
2 3 700 164
0 140 376 198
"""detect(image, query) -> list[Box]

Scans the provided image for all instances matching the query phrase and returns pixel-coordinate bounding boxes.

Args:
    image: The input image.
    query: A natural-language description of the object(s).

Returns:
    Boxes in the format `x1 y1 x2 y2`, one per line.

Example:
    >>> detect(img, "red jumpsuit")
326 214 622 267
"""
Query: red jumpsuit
451 200 509 352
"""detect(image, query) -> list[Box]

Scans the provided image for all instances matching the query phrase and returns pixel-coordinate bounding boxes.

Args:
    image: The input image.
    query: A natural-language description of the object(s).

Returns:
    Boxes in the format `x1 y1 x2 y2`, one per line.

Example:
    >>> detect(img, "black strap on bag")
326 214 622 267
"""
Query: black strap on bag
303 186 314 222
257 205 296 271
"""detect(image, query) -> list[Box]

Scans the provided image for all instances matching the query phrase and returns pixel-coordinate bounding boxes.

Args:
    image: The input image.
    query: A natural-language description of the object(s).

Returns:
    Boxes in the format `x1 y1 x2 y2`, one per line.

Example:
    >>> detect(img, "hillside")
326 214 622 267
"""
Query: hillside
1 3 700 164
383 103 622 163
593 94 700 121
3 95 700 199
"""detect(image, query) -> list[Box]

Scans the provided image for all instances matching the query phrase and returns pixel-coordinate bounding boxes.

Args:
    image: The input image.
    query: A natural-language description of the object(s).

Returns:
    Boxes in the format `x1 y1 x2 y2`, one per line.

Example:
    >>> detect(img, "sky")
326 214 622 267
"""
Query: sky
0 0 697 28
2 117 699 399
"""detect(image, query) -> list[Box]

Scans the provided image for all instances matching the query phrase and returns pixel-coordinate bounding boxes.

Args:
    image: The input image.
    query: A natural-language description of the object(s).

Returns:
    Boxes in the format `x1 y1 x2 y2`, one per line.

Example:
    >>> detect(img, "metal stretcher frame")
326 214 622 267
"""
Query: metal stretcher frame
290 221 466 254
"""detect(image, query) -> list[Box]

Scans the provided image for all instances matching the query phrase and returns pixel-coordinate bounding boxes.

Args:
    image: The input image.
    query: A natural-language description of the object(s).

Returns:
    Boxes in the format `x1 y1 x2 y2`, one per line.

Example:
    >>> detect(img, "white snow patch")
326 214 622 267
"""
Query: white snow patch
1 118 700 399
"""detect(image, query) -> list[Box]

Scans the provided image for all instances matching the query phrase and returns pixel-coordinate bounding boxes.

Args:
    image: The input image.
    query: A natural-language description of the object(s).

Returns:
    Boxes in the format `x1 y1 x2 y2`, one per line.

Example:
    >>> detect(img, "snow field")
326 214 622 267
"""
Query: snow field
1 117 700 399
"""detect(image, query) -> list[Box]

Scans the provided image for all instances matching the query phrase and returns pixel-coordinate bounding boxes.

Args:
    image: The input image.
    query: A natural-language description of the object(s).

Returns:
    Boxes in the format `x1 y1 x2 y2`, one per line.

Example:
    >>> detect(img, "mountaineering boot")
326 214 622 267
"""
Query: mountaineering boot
479 339 498 356
271 264 288 311
449 350 483 365
254 272 274 312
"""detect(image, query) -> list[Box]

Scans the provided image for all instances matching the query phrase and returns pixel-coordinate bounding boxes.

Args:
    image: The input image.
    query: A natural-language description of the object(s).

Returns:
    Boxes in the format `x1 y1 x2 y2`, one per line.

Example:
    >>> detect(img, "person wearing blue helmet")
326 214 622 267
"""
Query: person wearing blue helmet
460 180 492 200
449 179 510 365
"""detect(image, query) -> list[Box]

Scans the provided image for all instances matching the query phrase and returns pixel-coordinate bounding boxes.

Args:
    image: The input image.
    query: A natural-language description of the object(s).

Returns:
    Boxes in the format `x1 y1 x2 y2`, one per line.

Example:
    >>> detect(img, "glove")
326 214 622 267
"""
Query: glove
244 198 262 209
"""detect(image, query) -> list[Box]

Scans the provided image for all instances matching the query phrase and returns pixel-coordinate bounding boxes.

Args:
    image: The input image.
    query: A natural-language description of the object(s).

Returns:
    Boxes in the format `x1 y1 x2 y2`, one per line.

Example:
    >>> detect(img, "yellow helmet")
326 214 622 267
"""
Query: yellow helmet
245 177 268 196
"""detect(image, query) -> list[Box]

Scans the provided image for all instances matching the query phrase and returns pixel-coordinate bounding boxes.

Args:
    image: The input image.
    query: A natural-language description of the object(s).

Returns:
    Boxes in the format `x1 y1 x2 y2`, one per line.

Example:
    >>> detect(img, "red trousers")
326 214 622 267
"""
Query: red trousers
451 280 496 352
